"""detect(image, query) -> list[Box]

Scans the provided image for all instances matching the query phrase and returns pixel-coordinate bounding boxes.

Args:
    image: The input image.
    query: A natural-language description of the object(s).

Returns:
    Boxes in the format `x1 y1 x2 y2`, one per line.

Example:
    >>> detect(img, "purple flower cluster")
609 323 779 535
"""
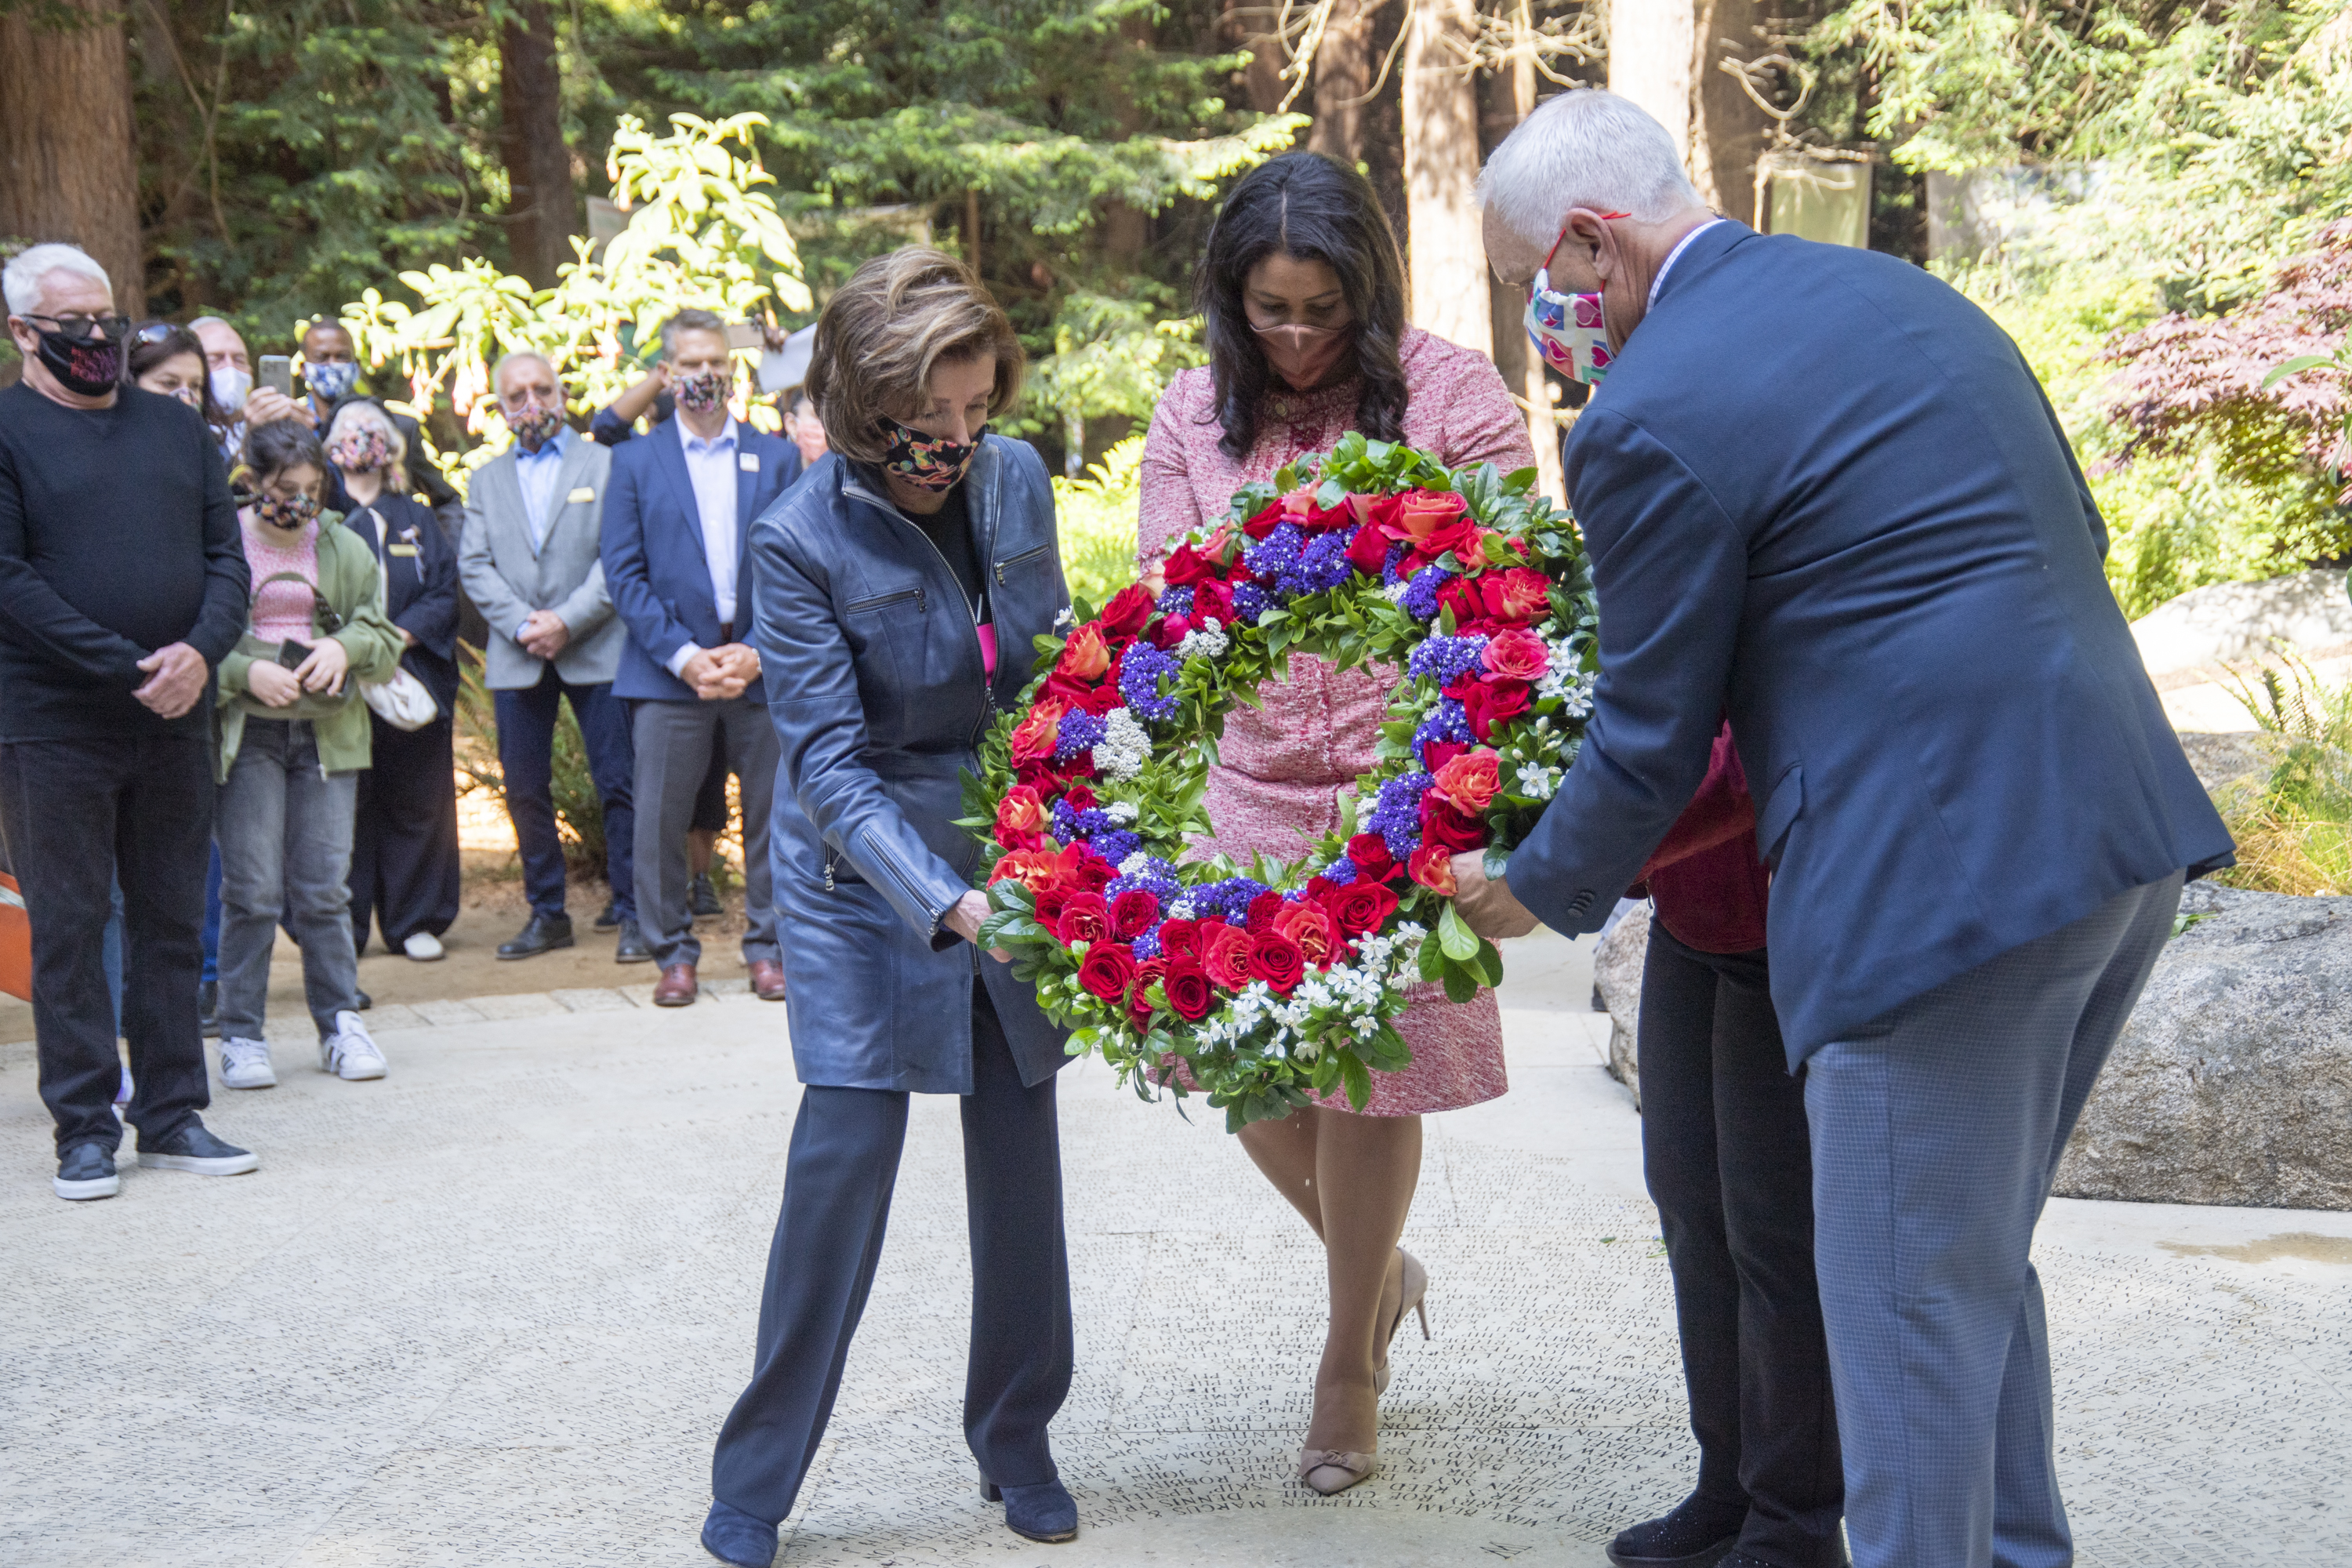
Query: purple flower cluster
1410 699 1470 765
1230 582 1269 623
1132 928 1163 961
1367 771 1433 859
1107 855 1181 902
1190 876 1270 921
1398 566 1454 622
1276 531 1353 598
1408 633 1490 684
1242 521 1305 580
1050 800 1114 844
1091 829 1143 867
1318 855 1359 886
1053 710 1107 762
1380 541 1410 586
1155 585 1196 620
1119 642 1181 721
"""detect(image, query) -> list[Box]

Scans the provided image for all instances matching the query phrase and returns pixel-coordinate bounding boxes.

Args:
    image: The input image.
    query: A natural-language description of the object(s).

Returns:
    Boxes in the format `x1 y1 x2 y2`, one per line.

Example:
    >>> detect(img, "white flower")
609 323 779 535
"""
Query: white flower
1174 620 1232 661
1515 761 1563 800
1118 851 1150 876
1054 606 1076 630
1105 800 1140 826
1168 898 1197 920
1092 706 1152 781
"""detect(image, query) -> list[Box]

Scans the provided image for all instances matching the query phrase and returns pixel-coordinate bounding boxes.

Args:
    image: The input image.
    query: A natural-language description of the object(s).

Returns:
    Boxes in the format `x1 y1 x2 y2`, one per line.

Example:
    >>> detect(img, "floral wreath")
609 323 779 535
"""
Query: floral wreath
957 435 1599 1131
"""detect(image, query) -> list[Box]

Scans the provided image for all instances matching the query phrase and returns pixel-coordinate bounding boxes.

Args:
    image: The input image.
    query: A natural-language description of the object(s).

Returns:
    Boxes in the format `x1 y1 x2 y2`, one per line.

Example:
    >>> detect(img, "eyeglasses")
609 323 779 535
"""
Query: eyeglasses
130 321 183 348
21 313 132 343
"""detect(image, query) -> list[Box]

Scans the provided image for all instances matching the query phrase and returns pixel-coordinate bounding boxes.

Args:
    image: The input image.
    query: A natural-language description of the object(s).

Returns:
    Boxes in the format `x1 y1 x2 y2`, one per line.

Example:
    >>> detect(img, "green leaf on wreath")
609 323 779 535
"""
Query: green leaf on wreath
1442 965 1478 1004
1475 937 1504 988
1436 901 1479 961
1482 844 1512 881
1339 1050 1371 1111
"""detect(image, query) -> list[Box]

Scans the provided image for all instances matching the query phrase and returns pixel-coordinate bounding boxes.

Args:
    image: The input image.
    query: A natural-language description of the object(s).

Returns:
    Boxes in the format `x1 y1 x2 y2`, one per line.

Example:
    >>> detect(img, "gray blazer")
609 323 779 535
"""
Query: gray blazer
458 434 626 689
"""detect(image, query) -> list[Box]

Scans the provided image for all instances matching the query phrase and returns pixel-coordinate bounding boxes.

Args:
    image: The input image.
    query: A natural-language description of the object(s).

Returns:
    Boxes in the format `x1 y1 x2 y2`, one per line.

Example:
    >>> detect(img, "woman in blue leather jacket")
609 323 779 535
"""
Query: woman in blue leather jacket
699 249 1082 1567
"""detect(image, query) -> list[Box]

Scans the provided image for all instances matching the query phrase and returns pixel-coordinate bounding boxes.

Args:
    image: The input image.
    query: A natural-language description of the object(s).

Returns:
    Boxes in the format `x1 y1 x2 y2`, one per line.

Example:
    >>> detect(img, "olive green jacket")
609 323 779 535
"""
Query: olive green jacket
215 512 405 780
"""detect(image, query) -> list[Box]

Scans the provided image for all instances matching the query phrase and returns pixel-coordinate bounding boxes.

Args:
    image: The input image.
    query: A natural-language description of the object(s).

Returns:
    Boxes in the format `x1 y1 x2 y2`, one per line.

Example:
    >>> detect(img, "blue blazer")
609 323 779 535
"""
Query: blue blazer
1504 223 2233 1064
749 441 1072 1094
601 416 801 702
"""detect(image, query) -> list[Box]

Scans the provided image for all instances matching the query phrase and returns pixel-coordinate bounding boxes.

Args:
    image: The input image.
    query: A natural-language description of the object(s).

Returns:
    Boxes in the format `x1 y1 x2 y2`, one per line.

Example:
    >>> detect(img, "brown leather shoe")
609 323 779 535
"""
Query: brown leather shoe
750 960 789 1002
652 961 698 1007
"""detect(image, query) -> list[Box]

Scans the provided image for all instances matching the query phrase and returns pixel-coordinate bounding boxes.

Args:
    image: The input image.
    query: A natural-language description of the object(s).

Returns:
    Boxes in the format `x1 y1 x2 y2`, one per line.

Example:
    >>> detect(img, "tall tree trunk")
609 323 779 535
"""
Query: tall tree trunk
1102 13 1153 270
1689 0 1770 225
1222 0 1288 113
499 0 572 289
0 0 143 317
1606 0 1693 162
1305 0 1373 165
1504 18 1567 505
1401 0 1490 354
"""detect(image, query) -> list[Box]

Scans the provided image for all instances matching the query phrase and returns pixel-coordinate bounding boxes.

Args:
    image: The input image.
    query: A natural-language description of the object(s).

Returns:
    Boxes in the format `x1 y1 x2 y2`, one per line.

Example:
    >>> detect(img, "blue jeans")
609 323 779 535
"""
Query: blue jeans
493 668 635 920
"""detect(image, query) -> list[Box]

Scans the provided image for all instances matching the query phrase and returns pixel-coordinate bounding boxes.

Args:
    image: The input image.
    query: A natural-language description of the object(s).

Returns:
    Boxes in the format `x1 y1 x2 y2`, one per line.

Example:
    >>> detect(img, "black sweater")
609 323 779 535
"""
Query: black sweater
0 383 251 740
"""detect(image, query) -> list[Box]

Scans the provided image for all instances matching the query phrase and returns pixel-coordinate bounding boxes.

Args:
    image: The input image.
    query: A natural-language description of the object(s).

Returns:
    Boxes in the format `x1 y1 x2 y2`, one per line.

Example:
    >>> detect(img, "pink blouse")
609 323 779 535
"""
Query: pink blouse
1137 327 1536 1116
242 517 321 643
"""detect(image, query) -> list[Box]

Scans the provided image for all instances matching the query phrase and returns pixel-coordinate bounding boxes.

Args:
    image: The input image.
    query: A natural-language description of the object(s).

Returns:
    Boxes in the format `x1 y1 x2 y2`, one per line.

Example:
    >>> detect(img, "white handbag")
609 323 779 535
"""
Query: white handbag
356 506 441 731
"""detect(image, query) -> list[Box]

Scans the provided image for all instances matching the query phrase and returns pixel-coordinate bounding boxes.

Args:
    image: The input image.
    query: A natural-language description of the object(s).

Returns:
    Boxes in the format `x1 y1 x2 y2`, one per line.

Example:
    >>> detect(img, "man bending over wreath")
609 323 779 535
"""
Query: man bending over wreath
1453 90 2232 1568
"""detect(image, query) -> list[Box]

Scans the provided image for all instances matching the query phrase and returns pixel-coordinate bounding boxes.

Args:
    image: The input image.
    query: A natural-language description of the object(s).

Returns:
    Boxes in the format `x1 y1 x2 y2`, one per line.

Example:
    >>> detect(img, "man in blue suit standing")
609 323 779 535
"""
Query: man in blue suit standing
602 310 801 1008
1458 93 2234 1568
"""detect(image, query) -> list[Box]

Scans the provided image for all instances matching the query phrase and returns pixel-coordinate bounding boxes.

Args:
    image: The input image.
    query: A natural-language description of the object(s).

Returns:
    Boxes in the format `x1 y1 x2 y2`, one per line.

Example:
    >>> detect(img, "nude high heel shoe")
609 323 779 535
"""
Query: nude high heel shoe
1372 1247 1430 1397
1298 1446 1377 1496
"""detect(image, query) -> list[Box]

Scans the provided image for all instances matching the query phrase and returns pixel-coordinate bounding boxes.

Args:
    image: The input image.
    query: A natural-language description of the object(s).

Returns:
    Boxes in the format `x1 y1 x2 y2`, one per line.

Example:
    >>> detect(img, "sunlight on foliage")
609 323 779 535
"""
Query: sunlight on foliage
2212 651 2352 895
1052 435 1145 612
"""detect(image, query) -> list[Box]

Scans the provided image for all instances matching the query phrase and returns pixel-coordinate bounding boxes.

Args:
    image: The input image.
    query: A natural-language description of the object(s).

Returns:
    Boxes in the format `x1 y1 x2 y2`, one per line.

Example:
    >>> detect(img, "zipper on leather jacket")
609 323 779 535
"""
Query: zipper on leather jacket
844 586 925 616
993 542 1047 585
843 476 998 752
823 849 835 893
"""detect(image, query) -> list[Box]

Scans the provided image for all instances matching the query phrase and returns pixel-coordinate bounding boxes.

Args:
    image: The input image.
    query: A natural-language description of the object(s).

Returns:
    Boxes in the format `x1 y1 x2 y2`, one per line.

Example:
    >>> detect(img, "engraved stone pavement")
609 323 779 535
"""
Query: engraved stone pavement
4 934 2349 1566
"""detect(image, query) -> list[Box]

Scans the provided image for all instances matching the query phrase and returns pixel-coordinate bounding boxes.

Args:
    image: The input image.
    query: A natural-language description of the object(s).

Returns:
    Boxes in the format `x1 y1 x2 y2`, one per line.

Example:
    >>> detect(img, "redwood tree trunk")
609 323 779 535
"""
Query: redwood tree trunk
1690 0 1771 225
0 0 143 317
1401 0 1491 354
499 0 573 289
1305 0 1373 165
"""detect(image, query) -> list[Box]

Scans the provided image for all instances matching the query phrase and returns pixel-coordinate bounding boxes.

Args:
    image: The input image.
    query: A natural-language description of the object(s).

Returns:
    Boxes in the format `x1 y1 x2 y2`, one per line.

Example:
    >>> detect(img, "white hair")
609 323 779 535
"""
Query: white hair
325 397 409 489
3 243 113 318
491 349 557 394
1477 89 1704 245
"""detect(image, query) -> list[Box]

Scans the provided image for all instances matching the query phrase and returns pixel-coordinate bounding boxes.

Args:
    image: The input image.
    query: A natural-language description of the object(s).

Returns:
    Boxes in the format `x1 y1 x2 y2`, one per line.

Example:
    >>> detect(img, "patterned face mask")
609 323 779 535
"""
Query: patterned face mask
253 493 320 531
672 366 731 415
877 415 983 492
506 403 565 449
328 428 393 473
304 360 358 401
1523 212 1629 386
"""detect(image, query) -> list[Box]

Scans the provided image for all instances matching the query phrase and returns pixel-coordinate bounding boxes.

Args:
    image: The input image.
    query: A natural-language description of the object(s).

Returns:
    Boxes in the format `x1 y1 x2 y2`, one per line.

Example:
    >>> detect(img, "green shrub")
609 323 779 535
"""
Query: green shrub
452 642 609 877
2212 652 2352 895
1054 435 1145 613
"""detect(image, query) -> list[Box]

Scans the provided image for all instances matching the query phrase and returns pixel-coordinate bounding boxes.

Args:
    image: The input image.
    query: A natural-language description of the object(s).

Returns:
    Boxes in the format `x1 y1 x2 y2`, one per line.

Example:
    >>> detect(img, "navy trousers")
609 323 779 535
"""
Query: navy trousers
710 989 1073 1525
1640 930 1842 1567
1806 871 2183 1568
492 666 635 920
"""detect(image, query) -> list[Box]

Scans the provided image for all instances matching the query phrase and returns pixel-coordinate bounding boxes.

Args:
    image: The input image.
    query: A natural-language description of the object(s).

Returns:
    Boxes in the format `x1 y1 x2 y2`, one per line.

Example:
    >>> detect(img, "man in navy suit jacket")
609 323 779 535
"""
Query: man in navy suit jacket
601 310 802 1008
1462 93 2232 1568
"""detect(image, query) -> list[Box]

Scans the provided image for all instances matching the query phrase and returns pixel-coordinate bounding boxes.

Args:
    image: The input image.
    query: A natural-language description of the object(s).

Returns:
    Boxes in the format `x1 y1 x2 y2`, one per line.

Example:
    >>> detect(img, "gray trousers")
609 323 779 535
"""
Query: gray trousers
1806 869 2183 1568
216 719 363 1043
631 695 779 969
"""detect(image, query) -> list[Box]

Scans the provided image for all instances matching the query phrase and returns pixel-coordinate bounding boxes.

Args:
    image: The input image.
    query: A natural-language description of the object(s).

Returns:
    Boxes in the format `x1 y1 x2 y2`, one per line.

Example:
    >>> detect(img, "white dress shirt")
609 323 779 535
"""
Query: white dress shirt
667 416 742 677
1649 217 1726 310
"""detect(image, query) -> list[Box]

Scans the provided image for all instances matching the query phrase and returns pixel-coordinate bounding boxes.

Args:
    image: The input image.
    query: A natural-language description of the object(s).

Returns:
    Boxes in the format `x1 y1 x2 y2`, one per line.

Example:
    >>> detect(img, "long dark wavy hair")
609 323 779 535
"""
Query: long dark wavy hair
1196 151 1409 463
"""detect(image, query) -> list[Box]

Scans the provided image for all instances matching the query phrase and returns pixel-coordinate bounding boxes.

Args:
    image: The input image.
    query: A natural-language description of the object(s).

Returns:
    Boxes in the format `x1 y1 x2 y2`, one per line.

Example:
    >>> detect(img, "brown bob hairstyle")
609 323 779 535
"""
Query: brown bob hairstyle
804 247 1025 467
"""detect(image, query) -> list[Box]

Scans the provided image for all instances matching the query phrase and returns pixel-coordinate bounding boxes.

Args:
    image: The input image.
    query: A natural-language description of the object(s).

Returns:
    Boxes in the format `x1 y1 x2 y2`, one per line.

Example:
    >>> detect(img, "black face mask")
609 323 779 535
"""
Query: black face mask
24 317 125 397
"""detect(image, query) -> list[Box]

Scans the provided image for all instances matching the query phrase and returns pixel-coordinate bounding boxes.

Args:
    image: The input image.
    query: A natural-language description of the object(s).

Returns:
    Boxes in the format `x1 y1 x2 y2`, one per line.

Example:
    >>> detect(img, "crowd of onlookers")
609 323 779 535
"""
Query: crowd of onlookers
1 241 828 1200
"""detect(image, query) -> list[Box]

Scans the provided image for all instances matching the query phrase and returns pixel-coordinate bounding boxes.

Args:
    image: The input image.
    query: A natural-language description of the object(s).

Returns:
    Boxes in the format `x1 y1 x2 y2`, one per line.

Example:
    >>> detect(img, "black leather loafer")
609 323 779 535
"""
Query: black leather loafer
499 912 575 960
614 917 652 964
1607 1493 1746 1568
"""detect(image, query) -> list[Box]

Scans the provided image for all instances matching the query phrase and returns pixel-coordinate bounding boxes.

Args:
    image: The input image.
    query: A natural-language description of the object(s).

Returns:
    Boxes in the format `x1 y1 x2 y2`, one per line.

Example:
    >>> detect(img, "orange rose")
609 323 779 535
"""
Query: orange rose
1432 750 1501 817
1009 695 1071 767
1058 623 1112 681
1272 900 1341 968
989 847 1062 891
994 785 1050 849
1408 844 1458 895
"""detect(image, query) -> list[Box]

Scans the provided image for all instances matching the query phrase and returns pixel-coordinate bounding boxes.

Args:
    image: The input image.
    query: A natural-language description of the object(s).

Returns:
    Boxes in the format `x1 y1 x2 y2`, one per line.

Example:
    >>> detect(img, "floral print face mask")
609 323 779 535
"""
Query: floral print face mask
506 403 565 449
253 492 320 531
877 415 984 493
672 366 732 415
328 428 393 473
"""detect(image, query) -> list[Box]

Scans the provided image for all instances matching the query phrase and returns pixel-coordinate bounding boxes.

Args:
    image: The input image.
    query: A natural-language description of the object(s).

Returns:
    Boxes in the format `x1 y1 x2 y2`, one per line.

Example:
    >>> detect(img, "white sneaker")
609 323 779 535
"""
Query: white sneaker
402 931 444 961
321 1011 387 1080
220 1036 277 1090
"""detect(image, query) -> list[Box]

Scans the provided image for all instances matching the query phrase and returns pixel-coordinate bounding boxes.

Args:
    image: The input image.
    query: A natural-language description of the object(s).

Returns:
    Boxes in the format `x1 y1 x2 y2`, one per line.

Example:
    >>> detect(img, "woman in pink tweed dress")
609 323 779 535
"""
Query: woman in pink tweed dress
1136 154 1537 1496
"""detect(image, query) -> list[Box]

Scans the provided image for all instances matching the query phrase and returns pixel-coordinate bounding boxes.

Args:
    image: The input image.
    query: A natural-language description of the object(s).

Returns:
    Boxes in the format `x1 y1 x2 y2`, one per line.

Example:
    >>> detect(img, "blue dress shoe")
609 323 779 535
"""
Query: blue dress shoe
700 1499 776 1567
982 1475 1078 1544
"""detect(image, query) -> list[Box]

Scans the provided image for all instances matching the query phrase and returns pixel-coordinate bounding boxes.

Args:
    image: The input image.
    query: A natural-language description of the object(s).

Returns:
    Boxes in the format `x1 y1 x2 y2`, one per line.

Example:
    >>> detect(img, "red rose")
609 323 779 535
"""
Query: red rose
1344 521 1392 579
1247 929 1306 993
1433 749 1502 815
1056 892 1112 946
1245 891 1286 933
1241 499 1287 539
1421 739 1468 775
1161 543 1214 586
1408 844 1458 895
1458 679 1530 741
1067 847 1116 893
1420 795 1486 852
1034 884 1072 930
1350 491 1403 533
1008 695 1070 767
1078 941 1139 1001
1479 566 1552 626
1421 516 1483 566
1127 956 1165 1028
1326 880 1399 938
1200 921 1254 989
1110 888 1160 942
1149 614 1190 651
1101 583 1155 638
1062 783 1098 812
1345 833 1397 882
1483 627 1551 682
1436 575 1488 629
1058 623 1112 681
1190 575 1236 627
994 785 1050 850
1163 960 1214 1022
1272 900 1341 967
1159 918 1200 958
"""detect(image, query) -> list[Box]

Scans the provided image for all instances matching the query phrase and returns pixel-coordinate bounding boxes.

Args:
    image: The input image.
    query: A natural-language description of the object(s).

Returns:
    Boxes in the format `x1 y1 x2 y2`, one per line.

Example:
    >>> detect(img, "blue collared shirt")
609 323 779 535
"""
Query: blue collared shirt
513 425 575 554
670 419 742 678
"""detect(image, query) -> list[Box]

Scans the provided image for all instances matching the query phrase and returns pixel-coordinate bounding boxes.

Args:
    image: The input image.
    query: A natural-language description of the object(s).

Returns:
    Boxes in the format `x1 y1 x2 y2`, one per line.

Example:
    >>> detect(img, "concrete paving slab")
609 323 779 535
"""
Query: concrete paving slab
3 931 2349 1566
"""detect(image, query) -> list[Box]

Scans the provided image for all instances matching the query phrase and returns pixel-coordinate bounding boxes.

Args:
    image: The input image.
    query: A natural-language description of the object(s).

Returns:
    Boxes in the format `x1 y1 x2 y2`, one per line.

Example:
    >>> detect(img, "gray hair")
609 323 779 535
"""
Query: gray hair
1476 89 1704 245
491 349 557 395
3 243 113 318
324 397 410 490
659 308 727 361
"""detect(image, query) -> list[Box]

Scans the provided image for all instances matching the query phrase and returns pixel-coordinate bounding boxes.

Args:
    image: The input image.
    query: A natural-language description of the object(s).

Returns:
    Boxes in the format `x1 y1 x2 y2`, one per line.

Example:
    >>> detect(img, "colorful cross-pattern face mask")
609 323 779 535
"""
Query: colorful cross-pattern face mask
304 360 358 401
1523 212 1628 386
253 493 319 531
672 366 732 415
328 428 393 473
877 416 983 493
506 403 565 450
